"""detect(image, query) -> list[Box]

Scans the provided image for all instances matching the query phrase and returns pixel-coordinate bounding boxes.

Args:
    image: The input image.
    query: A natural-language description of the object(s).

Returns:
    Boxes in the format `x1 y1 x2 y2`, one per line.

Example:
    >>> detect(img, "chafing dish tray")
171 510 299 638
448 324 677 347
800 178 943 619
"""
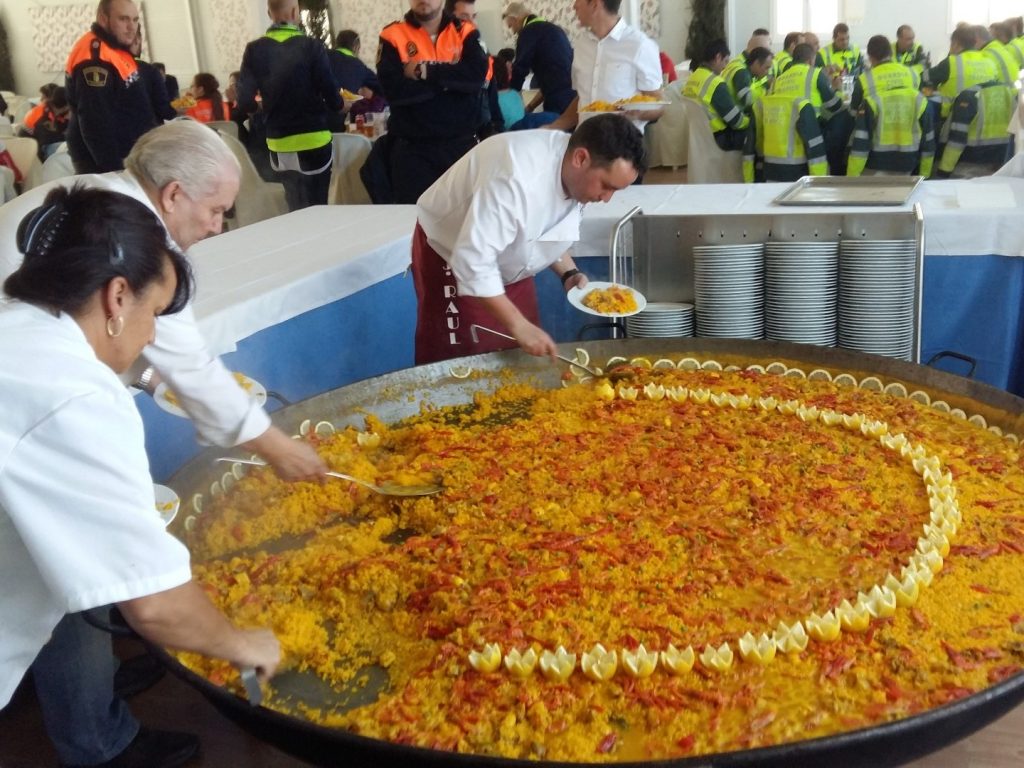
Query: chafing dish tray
772 176 923 206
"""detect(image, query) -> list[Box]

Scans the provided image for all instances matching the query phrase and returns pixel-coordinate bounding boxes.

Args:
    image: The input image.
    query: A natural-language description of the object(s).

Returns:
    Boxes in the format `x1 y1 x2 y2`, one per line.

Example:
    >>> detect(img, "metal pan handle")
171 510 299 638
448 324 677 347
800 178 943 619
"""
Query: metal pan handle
926 350 977 379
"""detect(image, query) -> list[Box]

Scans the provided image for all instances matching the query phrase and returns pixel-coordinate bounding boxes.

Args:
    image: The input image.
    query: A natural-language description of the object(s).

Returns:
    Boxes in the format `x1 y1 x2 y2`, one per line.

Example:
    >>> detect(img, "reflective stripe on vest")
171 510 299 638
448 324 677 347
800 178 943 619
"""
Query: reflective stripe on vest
937 52 999 117
772 63 822 115
265 24 303 43
683 67 728 131
865 89 925 153
983 41 1018 84
65 31 138 84
262 24 331 153
821 44 860 73
722 55 750 106
773 51 792 79
761 95 807 164
858 61 918 102
965 84 1015 146
380 18 475 64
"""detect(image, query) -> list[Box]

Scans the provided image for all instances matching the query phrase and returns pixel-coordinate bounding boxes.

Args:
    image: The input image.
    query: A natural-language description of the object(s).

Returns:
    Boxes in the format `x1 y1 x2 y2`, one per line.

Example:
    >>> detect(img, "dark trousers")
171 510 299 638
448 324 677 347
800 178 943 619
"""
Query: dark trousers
823 111 855 175
389 135 477 204
275 143 333 211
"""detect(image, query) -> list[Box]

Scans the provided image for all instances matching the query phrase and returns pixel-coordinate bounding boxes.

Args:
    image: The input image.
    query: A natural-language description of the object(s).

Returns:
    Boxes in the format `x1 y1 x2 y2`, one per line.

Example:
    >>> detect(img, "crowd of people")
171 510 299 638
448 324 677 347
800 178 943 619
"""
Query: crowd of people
688 19 1023 181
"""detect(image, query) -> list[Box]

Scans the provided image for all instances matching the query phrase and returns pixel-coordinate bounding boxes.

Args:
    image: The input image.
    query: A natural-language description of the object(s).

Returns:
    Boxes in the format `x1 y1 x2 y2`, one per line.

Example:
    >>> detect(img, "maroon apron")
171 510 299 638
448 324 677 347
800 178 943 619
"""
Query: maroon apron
412 222 540 365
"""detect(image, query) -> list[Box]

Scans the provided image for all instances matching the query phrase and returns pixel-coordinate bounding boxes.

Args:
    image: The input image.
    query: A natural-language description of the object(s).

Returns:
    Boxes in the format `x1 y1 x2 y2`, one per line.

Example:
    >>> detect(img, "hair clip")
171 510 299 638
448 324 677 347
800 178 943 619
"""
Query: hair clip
16 202 68 257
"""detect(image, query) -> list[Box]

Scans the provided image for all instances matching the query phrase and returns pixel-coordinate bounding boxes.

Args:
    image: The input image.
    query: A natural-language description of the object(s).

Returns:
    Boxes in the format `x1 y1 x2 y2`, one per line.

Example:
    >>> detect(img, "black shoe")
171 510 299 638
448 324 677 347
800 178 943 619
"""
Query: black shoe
64 727 200 768
113 653 166 699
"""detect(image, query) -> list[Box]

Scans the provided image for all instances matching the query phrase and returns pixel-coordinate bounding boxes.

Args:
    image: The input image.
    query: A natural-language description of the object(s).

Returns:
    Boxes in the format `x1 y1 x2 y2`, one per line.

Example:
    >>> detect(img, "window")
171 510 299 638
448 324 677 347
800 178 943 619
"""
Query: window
950 0 1021 25
773 0 839 36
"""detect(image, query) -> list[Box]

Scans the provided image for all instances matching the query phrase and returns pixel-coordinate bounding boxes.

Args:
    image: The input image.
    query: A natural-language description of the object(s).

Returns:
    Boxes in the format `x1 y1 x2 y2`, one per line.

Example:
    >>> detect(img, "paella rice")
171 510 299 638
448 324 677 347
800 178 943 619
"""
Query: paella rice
177 363 1024 762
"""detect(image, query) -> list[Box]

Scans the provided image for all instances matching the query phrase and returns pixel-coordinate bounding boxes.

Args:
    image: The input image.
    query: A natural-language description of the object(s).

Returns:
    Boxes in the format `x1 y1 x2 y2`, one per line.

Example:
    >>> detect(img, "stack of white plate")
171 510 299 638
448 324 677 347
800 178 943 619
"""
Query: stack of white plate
838 239 916 360
625 302 695 338
693 243 765 339
764 242 839 347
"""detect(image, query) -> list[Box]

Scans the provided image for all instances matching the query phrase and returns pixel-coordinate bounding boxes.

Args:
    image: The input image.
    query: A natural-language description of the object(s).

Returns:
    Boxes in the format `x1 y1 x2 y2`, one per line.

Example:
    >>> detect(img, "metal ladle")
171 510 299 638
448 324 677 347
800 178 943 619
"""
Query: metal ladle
215 458 442 497
469 324 632 380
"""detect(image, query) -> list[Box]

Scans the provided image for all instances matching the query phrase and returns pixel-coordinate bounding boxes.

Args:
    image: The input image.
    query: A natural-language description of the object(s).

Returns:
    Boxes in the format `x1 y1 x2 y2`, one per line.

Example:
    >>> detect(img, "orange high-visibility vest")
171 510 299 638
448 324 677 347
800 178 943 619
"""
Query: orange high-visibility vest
380 18 475 66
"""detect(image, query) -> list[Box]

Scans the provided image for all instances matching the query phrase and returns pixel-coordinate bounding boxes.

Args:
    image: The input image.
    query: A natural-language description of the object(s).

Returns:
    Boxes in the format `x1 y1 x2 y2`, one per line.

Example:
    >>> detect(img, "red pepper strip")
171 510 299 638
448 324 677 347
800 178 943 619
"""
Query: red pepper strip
596 733 618 754
676 735 695 752
942 642 980 670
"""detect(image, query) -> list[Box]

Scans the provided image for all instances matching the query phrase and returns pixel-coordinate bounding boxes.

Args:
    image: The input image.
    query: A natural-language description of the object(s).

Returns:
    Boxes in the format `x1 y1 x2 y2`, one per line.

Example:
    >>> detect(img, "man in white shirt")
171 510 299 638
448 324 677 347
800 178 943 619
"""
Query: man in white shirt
549 0 665 131
413 113 645 363
0 120 326 482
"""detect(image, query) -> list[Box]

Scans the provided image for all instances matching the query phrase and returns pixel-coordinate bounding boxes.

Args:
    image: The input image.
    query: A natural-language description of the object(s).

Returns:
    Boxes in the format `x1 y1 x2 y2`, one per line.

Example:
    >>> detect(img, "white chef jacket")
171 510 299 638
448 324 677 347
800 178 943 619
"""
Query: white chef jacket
0 302 193 707
572 18 663 130
0 172 270 447
416 130 582 298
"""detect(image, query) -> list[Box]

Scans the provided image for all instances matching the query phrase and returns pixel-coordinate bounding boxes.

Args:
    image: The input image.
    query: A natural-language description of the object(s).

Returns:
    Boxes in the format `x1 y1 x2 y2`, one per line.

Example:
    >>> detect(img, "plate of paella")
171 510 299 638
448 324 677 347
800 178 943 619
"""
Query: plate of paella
568 281 647 317
155 372 266 418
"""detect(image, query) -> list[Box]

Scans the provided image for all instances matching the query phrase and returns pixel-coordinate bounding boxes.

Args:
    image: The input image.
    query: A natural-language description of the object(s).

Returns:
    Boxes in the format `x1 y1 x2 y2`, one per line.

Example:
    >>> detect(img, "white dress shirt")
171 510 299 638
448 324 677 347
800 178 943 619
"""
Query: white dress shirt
0 172 271 447
416 130 582 298
0 302 192 707
572 17 663 129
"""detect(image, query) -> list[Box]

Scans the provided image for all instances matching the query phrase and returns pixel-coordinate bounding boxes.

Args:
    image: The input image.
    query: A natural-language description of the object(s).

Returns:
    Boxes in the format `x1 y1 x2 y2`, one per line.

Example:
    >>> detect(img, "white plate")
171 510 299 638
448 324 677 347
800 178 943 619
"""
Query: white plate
617 100 671 111
568 281 647 317
155 374 267 418
153 483 179 527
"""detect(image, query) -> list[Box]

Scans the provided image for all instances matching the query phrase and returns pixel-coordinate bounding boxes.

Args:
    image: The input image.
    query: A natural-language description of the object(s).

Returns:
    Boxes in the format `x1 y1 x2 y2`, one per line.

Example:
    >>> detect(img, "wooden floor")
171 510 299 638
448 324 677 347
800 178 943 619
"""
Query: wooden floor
2 641 1022 768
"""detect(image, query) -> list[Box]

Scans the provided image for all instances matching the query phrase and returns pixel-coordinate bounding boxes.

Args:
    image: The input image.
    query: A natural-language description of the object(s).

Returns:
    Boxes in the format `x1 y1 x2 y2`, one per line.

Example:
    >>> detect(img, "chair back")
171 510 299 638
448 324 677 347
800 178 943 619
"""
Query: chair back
328 132 372 205
0 116 12 137
214 130 288 228
39 149 76 184
207 120 239 140
2 136 41 190
12 100 33 124
645 81 688 169
681 97 744 183
0 166 15 203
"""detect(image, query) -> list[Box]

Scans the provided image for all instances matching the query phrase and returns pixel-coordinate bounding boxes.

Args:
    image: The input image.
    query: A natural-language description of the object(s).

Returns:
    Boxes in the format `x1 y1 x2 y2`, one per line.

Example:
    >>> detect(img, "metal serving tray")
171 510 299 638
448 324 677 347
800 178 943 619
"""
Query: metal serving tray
772 175 923 206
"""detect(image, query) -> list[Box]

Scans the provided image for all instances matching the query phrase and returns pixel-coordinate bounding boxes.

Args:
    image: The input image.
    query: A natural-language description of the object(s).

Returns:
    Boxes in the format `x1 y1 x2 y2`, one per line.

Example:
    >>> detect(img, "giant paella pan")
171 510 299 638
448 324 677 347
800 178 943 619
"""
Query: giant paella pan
158 339 1024 767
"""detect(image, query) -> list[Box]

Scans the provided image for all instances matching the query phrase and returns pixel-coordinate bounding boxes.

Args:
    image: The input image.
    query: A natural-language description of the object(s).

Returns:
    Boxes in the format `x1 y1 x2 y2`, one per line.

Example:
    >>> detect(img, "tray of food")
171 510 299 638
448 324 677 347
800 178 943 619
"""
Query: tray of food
772 176 923 207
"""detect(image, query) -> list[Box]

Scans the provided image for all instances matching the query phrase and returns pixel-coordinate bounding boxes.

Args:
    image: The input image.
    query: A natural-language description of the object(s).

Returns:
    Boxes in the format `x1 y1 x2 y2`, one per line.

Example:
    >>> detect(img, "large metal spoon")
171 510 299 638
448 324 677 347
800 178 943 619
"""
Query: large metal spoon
215 458 442 497
469 324 632 380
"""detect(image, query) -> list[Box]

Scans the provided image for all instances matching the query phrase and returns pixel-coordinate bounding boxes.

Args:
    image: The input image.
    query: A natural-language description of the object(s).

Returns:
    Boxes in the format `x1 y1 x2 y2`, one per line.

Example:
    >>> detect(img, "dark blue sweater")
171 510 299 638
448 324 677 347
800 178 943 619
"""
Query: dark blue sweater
510 16 575 114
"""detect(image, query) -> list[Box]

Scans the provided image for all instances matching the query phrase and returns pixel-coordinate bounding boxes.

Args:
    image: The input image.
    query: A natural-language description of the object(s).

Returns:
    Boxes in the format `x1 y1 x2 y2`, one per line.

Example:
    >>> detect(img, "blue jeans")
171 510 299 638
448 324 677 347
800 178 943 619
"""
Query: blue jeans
31 611 138 765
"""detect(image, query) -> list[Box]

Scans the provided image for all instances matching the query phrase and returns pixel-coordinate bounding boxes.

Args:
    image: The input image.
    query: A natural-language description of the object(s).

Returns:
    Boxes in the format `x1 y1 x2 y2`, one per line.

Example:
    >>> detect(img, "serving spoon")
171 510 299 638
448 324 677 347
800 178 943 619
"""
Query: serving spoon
469 324 633 381
215 457 442 497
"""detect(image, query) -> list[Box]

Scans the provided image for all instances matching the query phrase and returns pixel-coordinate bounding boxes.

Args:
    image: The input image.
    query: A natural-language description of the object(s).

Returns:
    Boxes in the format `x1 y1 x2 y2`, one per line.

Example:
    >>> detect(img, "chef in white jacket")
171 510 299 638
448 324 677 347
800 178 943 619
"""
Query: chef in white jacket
0 185 280 766
0 119 327 480
412 113 645 364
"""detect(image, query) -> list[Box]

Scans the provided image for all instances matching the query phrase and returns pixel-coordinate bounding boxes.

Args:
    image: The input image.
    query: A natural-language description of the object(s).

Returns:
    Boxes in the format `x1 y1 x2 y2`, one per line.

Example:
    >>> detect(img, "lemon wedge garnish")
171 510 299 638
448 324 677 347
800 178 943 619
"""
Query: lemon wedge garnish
504 647 538 677
468 643 502 673
699 642 734 672
629 357 653 369
621 644 658 678
835 599 872 632
660 643 695 675
448 364 473 379
580 643 618 681
738 632 776 665
666 386 688 402
617 385 639 401
858 585 897 619
805 611 841 642
538 646 576 682
689 388 711 404
594 379 616 400
773 620 809 653
356 432 381 448
643 383 666 401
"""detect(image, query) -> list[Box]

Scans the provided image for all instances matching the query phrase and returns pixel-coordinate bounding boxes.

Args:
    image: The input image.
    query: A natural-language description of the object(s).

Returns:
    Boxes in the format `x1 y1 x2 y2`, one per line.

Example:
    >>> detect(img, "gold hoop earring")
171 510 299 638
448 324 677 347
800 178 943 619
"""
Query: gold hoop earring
106 316 125 338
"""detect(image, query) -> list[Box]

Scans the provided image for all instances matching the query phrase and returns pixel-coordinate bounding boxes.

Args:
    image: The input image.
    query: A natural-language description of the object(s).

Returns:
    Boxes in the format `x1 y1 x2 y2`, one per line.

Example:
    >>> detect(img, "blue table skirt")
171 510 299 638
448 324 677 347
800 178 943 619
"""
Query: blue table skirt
141 255 1022 480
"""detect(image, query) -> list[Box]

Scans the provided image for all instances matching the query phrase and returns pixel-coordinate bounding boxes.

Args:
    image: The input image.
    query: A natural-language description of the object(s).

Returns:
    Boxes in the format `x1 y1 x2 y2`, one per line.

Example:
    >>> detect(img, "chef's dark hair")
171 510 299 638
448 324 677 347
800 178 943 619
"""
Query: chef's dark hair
5 184 193 316
569 113 648 176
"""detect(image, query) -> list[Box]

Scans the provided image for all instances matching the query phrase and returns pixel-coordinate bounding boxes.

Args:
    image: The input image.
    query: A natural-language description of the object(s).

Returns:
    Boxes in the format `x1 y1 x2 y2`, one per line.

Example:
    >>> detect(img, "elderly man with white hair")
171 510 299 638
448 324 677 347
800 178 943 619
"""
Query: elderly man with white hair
0 119 326 768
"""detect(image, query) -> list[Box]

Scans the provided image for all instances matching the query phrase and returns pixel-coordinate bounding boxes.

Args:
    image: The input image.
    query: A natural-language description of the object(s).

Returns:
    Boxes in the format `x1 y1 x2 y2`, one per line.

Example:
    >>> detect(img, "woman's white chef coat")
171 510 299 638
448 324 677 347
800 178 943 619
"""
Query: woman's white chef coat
416 130 583 298
0 171 270 447
0 302 192 707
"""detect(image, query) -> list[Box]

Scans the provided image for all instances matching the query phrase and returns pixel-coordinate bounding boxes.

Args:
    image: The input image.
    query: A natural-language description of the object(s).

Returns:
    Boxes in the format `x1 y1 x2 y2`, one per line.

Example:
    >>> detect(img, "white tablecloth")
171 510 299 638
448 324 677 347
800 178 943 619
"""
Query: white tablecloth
576 178 1024 258
189 204 417 356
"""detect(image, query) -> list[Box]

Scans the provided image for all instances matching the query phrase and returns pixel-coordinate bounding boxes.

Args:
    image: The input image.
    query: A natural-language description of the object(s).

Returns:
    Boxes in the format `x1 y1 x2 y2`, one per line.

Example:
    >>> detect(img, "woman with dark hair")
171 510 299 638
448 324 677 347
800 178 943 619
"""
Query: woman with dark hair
0 186 280 767
183 72 229 123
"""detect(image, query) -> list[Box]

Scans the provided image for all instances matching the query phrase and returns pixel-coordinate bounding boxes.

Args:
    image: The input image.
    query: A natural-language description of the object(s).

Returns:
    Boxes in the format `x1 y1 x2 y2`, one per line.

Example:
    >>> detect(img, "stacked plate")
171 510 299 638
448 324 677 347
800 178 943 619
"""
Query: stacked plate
693 244 765 339
764 242 839 347
625 302 695 338
838 239 917 360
